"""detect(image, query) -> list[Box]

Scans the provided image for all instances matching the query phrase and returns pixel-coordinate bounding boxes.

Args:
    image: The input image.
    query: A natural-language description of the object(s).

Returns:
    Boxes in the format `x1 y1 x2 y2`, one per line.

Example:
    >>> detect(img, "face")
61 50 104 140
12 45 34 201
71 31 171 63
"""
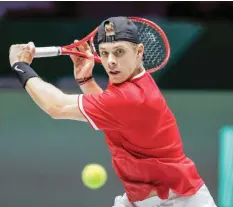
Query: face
99 41 144 84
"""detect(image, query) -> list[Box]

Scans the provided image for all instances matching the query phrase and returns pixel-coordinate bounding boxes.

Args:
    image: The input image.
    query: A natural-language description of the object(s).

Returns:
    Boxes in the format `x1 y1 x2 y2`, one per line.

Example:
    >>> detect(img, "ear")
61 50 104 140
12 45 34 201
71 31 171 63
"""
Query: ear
136 43 144 60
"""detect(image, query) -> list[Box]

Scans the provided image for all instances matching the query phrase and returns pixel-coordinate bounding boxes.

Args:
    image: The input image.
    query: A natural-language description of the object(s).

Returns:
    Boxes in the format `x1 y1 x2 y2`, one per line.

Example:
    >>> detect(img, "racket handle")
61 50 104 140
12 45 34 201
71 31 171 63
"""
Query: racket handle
34 46 61 58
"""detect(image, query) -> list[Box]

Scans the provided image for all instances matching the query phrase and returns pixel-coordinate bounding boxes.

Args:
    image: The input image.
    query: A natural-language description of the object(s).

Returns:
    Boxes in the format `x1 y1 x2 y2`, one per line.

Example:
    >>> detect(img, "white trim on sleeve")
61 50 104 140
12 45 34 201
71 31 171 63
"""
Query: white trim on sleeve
78 94 99 130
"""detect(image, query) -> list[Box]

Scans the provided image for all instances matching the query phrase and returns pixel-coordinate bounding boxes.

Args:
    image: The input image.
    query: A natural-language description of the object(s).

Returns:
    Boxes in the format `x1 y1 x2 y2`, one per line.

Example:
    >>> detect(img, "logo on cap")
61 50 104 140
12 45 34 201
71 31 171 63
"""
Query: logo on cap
104 21 115 36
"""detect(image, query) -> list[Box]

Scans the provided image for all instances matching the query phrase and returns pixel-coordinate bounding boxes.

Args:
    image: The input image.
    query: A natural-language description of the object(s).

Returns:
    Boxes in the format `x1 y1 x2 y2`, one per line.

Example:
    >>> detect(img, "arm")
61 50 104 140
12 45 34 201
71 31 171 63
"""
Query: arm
25 77 86 121
9 42 86 121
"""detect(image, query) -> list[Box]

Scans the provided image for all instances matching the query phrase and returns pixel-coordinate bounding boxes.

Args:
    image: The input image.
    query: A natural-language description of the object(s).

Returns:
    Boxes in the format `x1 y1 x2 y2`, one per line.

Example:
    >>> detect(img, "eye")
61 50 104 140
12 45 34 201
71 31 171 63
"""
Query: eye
115 49 124 56
100 51 108 56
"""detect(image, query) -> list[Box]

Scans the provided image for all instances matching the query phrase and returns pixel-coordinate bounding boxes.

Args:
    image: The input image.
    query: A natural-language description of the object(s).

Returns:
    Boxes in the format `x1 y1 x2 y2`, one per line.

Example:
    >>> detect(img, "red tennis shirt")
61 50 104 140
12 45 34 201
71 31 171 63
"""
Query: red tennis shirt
78 70 204 202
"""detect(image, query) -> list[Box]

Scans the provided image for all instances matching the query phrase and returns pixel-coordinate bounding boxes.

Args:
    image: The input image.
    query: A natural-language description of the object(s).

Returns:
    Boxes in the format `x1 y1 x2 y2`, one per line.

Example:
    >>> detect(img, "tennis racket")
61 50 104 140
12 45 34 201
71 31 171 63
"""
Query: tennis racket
34 17 170 73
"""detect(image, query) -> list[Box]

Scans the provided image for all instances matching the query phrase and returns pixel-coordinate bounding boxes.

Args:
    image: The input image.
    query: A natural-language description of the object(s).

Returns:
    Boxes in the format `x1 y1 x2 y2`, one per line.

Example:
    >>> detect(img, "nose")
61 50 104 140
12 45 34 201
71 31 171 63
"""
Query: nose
108 53 117 69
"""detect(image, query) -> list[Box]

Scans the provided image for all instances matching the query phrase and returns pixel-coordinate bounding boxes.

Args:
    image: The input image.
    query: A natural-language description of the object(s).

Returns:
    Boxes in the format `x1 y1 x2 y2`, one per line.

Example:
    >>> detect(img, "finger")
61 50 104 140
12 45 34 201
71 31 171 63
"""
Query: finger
70 40 80 61
83 42 91 52
24 44 32 56
28 42 35 54
86 51 94 59
70 50 83 63
74 40 79 44
17 44 25 51
77 44 85 53
77 44 89 61
81 42 94 59
28 41 35 49
71 40 79 52
70 53 81 62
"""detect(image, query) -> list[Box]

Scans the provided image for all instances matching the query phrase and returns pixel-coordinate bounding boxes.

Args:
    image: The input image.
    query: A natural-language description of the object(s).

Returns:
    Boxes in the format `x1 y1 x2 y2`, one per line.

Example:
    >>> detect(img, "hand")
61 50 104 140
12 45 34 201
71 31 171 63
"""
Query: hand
9 42 35 67
69 40 95 80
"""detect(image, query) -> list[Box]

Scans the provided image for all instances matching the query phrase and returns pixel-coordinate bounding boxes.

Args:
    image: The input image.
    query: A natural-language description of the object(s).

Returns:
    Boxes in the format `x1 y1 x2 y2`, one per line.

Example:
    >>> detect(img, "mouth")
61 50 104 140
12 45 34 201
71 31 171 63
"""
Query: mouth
109 71 120 75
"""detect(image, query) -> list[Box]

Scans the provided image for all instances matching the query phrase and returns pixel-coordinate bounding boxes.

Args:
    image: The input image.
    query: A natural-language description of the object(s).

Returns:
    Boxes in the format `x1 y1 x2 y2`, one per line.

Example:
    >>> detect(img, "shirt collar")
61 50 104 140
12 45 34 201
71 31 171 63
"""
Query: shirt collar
131 69 146 80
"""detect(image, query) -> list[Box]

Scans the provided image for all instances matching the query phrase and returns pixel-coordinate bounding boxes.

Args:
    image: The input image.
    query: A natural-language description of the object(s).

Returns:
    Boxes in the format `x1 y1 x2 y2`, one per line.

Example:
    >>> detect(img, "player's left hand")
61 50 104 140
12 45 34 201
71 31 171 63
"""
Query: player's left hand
70 40 94 80
9 42 35 67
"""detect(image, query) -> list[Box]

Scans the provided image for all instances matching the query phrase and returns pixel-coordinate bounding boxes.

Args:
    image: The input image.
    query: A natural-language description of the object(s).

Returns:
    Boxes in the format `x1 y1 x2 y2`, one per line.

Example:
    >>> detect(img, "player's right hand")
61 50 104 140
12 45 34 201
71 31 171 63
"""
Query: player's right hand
69 40 94 80
9 42 35 67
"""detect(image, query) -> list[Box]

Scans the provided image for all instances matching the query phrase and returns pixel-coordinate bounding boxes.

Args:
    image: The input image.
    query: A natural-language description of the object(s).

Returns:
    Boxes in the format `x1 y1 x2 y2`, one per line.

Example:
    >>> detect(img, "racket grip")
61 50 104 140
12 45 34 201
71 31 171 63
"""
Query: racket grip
34 46 61 58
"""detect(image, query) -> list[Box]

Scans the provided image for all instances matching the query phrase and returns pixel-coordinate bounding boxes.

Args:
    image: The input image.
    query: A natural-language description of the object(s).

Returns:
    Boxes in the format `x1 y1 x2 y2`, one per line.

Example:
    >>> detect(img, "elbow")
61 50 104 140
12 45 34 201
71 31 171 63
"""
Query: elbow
46 105 62 119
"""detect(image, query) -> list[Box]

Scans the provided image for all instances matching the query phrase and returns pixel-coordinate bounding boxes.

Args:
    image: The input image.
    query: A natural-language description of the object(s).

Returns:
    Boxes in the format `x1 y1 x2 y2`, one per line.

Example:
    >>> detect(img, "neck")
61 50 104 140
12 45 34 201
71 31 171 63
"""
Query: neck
130 65 145 80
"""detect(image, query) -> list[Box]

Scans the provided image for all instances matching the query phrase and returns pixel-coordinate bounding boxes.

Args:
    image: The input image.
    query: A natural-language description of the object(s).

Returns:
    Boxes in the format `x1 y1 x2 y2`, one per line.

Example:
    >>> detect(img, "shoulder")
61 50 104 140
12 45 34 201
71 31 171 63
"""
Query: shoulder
105 82 143 106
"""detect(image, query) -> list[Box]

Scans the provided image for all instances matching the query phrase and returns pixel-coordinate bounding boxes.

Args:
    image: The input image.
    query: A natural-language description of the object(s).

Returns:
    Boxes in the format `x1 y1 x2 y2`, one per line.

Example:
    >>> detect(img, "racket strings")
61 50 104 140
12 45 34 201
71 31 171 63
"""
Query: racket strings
93 34 100 56
134 21 167 70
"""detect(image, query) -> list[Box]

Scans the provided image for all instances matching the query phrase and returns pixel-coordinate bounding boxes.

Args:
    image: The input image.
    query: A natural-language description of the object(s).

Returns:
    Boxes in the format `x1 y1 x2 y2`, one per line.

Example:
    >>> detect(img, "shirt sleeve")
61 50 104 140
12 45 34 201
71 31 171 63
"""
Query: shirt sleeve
77 87 128 131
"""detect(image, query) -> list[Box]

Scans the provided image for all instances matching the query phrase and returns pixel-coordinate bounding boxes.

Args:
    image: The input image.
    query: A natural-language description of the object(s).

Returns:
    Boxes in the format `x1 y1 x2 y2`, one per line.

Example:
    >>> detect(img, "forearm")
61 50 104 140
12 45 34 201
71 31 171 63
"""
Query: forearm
79 79 103 95
9 45 85 121
25 77 77 114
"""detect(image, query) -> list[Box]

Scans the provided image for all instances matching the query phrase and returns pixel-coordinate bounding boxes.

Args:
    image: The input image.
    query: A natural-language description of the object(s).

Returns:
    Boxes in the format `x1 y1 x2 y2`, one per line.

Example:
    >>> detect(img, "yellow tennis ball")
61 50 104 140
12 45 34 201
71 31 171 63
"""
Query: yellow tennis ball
81 163 107 189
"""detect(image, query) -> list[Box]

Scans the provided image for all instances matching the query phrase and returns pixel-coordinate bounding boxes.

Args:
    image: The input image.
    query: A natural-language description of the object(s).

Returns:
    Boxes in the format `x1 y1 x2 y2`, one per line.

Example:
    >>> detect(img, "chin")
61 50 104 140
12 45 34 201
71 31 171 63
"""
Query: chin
110 78 125 85
110 80 123 85
109 75 130 85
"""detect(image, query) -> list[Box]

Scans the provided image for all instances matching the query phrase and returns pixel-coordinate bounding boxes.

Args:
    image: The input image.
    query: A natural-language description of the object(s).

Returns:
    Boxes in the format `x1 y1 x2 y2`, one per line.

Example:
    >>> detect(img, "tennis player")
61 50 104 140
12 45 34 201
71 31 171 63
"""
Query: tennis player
9 17 217 207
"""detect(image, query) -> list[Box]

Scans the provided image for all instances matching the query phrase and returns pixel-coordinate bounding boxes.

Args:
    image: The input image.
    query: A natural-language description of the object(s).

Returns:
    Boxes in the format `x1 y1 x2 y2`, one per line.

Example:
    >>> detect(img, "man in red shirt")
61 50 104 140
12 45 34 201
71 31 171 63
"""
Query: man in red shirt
9 17 216 207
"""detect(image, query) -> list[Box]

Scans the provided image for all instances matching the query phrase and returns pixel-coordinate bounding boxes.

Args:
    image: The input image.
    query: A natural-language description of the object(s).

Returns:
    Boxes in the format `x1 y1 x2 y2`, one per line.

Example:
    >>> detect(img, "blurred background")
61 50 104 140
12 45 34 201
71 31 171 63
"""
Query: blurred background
0 1 233 207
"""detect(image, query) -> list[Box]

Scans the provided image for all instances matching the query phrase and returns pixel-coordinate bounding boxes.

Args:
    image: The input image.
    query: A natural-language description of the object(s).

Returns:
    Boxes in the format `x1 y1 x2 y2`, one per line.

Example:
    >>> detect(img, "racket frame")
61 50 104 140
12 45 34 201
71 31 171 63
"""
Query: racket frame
35 17 170 73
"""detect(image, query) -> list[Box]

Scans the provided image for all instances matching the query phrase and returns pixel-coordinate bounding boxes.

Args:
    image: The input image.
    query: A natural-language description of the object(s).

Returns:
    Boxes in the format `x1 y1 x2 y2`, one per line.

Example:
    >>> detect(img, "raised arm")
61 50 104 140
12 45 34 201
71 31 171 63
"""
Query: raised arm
9 42 86 121
70 40 103 95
